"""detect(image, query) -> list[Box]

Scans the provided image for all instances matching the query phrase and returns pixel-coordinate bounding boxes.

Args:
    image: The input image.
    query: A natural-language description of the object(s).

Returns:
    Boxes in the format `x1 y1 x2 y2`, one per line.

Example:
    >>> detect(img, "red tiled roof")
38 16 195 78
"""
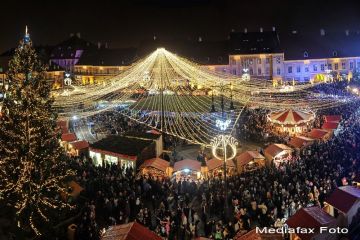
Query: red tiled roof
264 144 292 158
234 229 283 240
69 140 89 150
174 159 201 172
324 115 341 123
237 151 265 166
139 158 170 172
322 121 339 130
61 133 77 142
325 186 360 213
287 206 336 240
101 222 162 240
309 128 329 139
206 158 235 171
289 136 314 148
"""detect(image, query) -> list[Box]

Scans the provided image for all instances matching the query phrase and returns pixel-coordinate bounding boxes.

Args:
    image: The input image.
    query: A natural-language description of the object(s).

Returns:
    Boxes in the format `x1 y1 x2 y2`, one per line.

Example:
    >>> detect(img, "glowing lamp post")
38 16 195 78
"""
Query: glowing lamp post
211 119 238 220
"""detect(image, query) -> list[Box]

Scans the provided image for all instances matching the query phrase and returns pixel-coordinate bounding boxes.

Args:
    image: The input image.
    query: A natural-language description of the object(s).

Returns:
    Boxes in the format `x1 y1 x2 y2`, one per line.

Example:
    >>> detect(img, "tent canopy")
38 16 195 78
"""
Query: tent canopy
325 186 360 213
268 109 315 125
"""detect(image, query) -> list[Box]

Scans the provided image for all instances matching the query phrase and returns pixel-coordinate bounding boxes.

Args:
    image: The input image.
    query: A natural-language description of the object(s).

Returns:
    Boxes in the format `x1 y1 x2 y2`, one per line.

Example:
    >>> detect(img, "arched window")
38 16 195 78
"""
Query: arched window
333 51 338 57
304 51 308 58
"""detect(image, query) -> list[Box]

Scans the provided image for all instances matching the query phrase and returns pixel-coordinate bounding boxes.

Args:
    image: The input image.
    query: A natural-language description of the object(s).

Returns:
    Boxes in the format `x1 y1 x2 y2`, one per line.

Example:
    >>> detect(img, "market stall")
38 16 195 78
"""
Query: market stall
173 159 203 181
139 157 171 179
206 158 236 177
264 144 293 166
236 151 265 173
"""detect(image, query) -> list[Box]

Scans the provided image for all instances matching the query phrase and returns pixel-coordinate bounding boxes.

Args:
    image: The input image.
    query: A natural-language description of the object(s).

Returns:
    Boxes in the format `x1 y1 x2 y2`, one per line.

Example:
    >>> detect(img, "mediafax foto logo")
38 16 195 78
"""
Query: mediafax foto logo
256 226 349 235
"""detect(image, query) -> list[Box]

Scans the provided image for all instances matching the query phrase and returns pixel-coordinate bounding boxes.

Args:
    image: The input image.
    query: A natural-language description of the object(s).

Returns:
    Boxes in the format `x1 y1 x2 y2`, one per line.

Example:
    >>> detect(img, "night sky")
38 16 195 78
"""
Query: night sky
1 0 360 52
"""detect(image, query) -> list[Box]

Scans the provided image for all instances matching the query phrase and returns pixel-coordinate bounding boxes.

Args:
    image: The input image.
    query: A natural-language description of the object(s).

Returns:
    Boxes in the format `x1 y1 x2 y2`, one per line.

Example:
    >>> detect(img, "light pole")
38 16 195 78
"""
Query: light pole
211 133 238 221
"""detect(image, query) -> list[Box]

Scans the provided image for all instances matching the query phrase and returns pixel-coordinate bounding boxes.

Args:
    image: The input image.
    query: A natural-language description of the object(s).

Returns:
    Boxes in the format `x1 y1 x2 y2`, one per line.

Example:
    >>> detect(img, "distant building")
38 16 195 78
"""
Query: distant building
73 47 137 85
49 33 95 71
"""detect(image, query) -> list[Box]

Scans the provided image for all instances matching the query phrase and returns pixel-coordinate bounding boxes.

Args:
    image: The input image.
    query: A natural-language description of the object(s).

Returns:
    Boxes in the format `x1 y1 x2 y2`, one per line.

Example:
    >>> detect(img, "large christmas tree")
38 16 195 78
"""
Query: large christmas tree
0 28 74 236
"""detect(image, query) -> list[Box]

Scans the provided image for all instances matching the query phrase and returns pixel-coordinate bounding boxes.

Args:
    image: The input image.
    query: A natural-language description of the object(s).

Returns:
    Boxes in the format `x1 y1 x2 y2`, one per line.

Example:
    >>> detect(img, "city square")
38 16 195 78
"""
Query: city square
0 1 360 240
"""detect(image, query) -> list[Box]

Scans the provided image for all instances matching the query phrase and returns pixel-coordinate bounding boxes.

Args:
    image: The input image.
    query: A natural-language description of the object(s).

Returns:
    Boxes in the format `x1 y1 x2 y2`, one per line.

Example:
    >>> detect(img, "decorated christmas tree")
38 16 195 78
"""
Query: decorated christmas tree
0 27 74 236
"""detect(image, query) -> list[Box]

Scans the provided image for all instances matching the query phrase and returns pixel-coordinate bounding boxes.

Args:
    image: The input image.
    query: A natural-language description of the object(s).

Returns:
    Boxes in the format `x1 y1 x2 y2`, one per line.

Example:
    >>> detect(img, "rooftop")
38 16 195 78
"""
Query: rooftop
90 135 153 156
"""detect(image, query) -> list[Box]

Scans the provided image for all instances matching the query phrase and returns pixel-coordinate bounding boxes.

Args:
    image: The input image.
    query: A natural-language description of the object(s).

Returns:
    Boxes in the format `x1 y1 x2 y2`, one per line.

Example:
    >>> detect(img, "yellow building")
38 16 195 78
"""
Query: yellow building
73 47 136 85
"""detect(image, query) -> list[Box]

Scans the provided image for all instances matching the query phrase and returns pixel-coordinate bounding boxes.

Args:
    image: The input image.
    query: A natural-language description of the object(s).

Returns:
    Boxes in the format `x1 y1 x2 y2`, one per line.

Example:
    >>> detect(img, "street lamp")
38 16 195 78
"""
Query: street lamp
211 132 238 221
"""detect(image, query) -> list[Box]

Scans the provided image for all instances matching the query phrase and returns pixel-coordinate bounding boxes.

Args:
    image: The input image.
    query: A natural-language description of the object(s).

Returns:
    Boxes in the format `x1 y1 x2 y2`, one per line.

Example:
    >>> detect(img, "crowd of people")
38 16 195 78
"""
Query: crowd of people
68 82 360 240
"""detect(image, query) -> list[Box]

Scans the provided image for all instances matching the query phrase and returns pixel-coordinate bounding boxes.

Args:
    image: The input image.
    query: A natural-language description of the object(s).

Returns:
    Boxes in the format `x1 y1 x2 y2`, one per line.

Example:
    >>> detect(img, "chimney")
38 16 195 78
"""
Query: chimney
244 28 248 33
76 32 81 38
320 29 325 36
97 42 101 49
198 36 202 42
272 26 276 32
70 33 74 37
345 30 349 36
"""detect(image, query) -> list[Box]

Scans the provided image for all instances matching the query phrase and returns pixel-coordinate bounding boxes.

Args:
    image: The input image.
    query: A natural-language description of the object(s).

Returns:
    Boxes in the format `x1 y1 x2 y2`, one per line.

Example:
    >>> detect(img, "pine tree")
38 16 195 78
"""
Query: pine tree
0 28 74 236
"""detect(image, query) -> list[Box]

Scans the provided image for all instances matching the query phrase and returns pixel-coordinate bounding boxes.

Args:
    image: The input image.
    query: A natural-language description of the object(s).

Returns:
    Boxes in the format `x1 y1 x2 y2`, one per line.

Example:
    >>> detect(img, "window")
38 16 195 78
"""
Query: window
321 64 325 71
232 69 236 75
357 62 360 69
297 66 301 73
288 66 293 73
265 67 270 74
304 51 309 58
249 68 253 75
265 58 270 64
257 58 261 64
276 57 281 64
333 51 338 57
305 67 309 72
328 63 332 70
304 77 310 81
277 68 281 75
335 63 338 70
350 62 354 70
258 68 262 75
341 62 346 69
313 65 318 71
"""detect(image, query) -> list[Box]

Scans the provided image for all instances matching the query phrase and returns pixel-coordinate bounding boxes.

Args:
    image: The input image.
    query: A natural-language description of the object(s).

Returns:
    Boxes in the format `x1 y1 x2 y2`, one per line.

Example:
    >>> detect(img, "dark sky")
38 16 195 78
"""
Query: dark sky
1 0 360 52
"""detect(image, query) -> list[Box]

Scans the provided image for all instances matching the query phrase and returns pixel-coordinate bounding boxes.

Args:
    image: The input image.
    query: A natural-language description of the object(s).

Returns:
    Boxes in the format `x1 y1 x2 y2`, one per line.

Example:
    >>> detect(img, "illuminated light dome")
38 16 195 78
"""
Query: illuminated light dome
267 109 315 136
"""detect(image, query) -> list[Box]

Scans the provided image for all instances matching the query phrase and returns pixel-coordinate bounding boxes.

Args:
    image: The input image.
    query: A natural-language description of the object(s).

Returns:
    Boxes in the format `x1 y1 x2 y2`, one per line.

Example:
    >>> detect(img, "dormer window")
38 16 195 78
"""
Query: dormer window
333 51 338 57
304 51 309 58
